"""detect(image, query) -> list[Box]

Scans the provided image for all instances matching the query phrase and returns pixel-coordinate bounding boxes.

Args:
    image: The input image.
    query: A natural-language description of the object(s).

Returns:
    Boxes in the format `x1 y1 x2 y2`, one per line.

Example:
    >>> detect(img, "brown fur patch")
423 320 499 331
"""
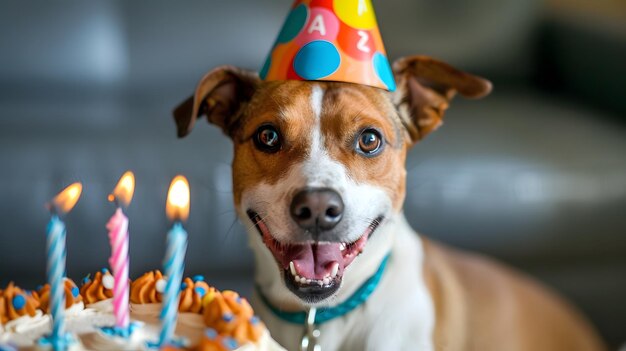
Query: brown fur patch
231 81 315 206
320 83 407 211
231 81 408 211
422 238 607 351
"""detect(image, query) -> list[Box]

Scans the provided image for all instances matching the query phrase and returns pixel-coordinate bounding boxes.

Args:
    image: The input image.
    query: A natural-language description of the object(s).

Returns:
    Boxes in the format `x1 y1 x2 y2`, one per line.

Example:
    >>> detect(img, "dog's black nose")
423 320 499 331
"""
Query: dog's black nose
290 188 344 231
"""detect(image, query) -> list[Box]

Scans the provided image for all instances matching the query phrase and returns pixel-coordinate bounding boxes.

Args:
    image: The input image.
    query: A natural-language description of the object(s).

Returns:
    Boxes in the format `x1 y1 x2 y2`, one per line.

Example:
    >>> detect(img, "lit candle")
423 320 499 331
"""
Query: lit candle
106 171 135 331
45 183 82 350
158 175 190 347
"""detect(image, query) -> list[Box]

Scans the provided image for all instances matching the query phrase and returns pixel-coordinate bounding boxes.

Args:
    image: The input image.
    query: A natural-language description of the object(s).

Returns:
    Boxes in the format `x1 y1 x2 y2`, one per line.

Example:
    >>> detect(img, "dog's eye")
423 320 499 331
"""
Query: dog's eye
356 129 383 156
254 125 281 153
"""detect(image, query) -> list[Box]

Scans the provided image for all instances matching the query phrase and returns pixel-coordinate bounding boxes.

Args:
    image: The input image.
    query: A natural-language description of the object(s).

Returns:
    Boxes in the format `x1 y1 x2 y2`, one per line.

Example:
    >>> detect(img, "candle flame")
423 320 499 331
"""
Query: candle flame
166 175 190 222
50 183 83 215
109 171 135 207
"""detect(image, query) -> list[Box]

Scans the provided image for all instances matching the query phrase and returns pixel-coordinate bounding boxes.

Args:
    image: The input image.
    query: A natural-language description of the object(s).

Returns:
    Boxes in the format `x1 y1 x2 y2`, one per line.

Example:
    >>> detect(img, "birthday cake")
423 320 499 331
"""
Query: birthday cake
0 271 285 351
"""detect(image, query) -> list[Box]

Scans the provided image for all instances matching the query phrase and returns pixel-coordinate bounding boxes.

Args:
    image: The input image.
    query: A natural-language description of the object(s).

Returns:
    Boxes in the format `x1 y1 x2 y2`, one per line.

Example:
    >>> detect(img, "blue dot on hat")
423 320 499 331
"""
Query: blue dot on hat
12 294 26 310
373 52 396 91
294 40 340 80
71 286 80 298
277 4 308 43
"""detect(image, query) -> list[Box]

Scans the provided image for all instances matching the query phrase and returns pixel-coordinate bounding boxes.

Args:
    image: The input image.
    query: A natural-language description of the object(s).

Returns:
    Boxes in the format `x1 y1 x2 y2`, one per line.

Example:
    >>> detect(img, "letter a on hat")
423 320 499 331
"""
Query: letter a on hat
259 0 396 91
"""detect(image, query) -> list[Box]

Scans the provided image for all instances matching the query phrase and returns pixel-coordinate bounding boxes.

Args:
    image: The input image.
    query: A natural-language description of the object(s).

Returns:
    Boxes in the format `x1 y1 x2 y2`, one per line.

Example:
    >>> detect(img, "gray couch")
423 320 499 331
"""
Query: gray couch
0 0 624 346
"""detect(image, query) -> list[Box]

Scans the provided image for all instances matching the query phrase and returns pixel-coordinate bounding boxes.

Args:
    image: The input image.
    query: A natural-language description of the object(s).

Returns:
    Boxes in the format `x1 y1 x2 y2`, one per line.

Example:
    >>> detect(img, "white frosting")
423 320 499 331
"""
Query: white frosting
65 302 86 317
254 330 287 351
0 297 286 351
78 322 149 351
85 298 114 314
203 330 286 351
3 310 51 335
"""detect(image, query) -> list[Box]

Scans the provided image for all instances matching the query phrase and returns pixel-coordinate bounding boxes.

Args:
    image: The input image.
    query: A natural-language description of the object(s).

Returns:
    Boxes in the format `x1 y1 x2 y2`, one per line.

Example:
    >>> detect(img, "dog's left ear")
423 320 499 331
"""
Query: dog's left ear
173 66 260 138
392 55 492 143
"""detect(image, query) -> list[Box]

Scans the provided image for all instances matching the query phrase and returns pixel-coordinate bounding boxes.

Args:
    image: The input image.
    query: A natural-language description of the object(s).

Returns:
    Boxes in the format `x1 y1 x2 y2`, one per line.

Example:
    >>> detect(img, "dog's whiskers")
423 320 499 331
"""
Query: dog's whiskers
217 217 240 246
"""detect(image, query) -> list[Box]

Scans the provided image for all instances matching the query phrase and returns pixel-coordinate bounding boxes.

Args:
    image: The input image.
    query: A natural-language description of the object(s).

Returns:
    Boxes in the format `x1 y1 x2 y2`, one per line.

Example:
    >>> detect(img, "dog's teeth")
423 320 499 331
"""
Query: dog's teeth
340 243 346 251
289 261 296 276
323 277 330 286
305 279 312 284
318 280 324 287
331 262 339 278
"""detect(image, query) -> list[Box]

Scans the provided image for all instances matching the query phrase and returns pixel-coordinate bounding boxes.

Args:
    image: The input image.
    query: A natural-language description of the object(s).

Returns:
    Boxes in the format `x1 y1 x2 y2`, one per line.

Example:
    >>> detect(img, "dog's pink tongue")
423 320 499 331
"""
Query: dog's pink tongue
287 243 343 280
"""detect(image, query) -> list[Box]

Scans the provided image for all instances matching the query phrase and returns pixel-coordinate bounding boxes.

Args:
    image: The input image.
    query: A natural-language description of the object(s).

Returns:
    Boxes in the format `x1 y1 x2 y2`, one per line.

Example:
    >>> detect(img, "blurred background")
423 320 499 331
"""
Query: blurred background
0 0 624 346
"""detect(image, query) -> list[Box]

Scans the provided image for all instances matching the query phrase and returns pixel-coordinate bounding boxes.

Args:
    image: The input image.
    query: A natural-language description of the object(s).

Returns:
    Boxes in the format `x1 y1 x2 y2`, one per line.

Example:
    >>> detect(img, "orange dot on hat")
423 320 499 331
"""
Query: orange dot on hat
337 22 375 61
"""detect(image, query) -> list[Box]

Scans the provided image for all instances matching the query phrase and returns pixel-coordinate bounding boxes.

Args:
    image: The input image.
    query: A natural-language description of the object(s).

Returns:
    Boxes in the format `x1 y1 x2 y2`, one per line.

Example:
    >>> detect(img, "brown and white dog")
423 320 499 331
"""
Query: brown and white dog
173 56 606 351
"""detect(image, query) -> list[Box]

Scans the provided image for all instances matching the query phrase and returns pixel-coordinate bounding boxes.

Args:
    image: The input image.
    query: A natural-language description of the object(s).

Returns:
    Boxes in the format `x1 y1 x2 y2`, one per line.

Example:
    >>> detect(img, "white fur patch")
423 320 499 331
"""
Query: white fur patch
240 84 435 350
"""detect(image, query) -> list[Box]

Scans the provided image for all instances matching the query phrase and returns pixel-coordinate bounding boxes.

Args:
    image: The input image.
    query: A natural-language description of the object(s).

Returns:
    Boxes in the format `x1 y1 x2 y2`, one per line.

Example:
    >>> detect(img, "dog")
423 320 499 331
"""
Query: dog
173 56 606 351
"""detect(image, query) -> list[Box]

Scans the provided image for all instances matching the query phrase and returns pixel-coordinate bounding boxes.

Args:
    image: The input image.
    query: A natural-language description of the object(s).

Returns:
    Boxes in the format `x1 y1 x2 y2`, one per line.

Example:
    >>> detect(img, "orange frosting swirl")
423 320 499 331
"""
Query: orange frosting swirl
80 269 114 304
0 282 40 324
203 290 264 344
130 270 164 304
178 277 213 314
35 278 83 313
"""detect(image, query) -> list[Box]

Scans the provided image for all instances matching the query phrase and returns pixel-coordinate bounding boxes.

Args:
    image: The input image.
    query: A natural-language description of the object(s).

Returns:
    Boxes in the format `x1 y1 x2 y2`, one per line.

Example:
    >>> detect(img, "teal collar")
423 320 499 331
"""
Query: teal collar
256 254 390 325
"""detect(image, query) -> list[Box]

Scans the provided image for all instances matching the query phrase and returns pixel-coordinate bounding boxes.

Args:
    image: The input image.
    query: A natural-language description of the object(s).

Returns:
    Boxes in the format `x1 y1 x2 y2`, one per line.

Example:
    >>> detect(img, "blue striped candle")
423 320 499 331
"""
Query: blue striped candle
157 175 190 347
46 215 67 345
158 222 188 346
43 182 81 350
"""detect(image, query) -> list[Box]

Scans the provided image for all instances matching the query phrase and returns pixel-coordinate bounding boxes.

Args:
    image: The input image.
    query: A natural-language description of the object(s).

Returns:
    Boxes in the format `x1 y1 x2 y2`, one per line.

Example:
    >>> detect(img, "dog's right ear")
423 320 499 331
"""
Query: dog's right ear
392 56 492 143
173 66 260 138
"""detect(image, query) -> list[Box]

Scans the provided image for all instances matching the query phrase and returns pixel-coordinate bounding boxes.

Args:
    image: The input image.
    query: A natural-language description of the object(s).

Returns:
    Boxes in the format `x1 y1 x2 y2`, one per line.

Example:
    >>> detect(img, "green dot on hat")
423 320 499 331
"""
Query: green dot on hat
277 4 308 44
259 55 271 80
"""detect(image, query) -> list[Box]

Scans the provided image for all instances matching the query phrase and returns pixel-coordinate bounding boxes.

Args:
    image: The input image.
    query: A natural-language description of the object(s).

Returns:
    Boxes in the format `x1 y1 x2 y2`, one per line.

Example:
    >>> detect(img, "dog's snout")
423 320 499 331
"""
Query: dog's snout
290 188 344 232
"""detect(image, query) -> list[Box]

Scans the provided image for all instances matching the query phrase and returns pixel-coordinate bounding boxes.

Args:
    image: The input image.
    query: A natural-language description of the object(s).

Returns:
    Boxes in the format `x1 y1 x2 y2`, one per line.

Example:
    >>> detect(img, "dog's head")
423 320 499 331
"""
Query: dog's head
174 56 491 306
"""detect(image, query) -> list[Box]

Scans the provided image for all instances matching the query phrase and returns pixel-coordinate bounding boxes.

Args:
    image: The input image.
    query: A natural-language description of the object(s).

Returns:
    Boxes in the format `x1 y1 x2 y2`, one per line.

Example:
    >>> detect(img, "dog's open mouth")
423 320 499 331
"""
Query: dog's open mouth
247 210 383 302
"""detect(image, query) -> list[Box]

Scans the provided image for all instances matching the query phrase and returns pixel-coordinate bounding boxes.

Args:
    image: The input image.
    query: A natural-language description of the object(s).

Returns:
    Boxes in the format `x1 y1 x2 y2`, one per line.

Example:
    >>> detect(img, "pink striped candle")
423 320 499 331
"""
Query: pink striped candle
107 171 135 329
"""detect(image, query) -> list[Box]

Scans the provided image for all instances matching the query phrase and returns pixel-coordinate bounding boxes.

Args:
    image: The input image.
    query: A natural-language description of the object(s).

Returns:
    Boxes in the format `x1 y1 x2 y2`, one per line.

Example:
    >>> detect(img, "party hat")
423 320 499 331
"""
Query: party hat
260 0 396 91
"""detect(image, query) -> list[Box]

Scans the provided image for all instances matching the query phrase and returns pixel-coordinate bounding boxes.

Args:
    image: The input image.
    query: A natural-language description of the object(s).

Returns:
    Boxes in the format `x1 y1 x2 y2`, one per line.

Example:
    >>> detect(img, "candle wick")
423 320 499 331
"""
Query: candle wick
109 195 122 209
46 202 59 216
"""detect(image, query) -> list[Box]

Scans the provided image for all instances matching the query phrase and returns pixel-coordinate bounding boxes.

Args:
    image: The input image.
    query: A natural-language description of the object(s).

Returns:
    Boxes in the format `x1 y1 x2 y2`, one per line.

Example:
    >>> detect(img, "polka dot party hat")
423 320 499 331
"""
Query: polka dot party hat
259 0 396 91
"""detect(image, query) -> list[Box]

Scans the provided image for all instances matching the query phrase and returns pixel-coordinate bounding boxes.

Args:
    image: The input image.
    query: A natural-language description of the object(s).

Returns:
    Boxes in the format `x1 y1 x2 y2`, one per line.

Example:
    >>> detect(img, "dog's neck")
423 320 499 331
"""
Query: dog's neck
247 210 402 312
